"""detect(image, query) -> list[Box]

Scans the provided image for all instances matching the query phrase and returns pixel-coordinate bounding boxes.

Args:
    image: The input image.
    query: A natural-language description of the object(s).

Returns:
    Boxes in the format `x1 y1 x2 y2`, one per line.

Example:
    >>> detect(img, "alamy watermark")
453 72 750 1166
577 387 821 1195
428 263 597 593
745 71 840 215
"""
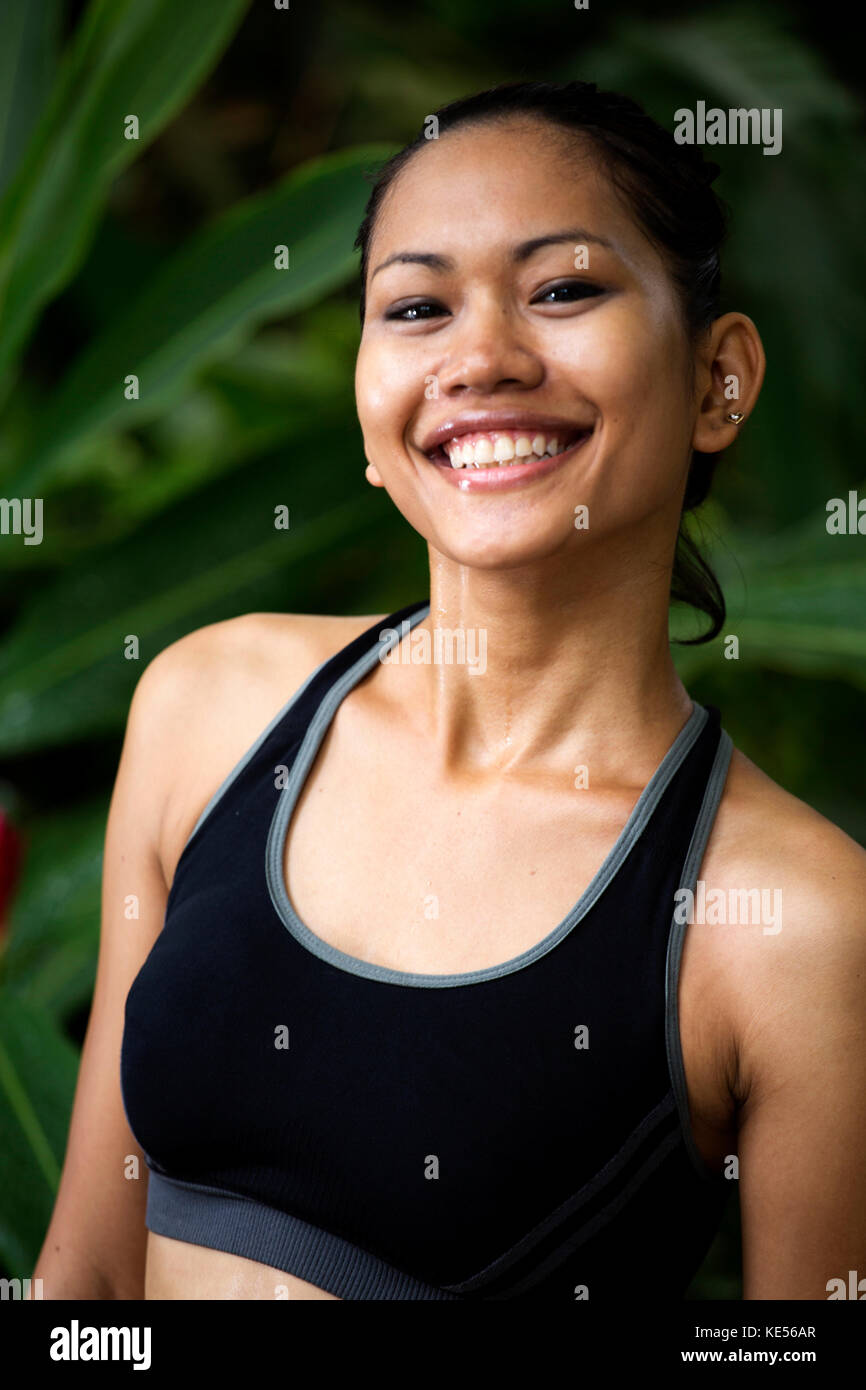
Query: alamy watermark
0 497 42 544
49 1320 151 1370
1 1276 43 1299
379 619 487 674
673 102 782 156
826 491 866 534
673 881 782 935
827 1270 866 1299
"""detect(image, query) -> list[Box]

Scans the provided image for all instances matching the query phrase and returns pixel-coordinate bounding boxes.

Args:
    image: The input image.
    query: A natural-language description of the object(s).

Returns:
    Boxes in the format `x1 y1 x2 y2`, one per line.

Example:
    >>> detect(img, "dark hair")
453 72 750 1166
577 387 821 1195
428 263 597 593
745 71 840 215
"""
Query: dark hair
354 81 732 643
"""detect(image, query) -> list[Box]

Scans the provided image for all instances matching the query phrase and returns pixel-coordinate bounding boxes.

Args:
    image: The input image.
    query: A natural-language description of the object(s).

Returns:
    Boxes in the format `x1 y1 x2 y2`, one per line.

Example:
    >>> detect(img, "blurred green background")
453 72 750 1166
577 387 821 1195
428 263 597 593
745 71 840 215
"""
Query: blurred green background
0 0 864 1298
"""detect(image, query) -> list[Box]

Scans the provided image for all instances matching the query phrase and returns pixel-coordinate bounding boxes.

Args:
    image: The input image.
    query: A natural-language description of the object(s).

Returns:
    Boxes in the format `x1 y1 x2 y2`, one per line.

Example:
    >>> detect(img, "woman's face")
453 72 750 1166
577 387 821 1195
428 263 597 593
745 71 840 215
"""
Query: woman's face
355 118 701 572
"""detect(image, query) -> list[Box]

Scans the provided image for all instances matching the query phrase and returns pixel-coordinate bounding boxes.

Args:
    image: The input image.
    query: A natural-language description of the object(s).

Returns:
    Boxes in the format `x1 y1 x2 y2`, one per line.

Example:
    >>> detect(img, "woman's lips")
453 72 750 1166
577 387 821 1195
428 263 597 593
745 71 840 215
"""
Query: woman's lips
426 428 592 491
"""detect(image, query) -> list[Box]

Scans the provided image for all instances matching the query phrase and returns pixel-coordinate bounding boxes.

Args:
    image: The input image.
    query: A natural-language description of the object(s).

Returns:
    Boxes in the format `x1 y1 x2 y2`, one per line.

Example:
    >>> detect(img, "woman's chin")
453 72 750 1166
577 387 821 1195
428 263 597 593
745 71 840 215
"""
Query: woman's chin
426 527 581 573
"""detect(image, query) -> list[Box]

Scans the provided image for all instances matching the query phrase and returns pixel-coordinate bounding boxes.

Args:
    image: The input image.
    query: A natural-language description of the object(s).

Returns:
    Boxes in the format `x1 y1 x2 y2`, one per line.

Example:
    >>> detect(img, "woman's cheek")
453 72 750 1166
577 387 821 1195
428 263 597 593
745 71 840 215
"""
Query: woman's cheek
356 351 394 453
571 311 655 395
357 342 422 443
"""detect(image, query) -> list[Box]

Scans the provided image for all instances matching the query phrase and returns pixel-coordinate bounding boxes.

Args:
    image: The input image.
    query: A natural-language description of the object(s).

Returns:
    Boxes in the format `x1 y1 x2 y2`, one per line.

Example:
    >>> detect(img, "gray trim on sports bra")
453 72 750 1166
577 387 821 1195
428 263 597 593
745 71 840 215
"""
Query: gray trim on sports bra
144 1169 461 1300
180 608 430 858
180 658 328 856
264 605 709 988
664 728 735 1182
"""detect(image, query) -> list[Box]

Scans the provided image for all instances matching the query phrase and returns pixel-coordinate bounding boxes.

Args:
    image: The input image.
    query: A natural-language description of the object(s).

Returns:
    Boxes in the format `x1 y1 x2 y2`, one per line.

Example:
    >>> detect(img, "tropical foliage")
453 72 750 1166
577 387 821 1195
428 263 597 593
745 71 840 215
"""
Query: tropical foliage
0 0 863 1298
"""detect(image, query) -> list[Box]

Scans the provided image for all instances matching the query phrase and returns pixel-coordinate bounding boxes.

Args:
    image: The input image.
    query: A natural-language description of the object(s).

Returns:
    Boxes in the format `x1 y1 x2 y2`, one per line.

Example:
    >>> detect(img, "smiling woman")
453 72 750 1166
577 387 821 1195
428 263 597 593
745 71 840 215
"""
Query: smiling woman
354 82 750 636
32 80 866 1304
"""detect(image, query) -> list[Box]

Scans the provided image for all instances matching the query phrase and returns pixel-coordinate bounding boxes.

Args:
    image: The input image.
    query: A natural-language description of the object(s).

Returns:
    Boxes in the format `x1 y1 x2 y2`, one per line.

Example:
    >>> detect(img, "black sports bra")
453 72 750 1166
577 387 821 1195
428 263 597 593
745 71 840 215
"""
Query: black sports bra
120 598 734 1300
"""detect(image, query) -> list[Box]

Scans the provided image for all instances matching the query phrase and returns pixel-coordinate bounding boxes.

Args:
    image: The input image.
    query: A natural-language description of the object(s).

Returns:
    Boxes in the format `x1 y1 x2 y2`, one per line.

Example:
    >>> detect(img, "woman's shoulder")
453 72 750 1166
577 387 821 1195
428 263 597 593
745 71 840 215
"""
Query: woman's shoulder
140 610 384 694
710 744 866 925
129 610 386 884
130 609 384 754
698 740 866 1073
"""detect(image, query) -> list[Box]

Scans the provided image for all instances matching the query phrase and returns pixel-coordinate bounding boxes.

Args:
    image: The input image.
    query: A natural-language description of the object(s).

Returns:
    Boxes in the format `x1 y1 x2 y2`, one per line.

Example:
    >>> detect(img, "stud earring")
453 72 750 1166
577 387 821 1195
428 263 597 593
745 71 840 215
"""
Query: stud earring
725 412 745 424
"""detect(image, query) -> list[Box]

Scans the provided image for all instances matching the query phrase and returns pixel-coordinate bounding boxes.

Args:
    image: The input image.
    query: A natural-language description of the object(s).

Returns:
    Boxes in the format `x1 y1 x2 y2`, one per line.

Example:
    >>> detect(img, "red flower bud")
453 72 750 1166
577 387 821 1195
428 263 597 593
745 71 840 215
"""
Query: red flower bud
0 806 24 940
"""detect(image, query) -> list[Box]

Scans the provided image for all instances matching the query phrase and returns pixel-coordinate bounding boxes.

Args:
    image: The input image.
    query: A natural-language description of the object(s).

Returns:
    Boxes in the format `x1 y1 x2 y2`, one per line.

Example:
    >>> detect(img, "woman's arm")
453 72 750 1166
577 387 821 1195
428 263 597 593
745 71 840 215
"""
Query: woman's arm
29 642 196 1299
736 822 866 1300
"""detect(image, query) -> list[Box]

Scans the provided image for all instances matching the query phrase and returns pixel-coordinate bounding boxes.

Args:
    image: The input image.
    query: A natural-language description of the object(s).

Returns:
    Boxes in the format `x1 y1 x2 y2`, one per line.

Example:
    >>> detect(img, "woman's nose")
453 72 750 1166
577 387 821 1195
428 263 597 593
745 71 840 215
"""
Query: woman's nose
435 303 544 396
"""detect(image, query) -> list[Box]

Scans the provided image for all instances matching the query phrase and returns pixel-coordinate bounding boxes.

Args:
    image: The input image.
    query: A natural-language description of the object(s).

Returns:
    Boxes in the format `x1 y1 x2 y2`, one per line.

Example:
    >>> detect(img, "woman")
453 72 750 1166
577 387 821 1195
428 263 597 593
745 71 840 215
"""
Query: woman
32 81 866 1301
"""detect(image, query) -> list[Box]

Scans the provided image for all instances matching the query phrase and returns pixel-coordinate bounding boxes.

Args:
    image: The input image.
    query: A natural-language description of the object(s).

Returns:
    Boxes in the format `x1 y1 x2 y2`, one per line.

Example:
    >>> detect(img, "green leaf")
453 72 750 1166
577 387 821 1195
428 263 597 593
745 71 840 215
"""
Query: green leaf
0 0 63 199
0 0 249 388
637 7 857 124
673 508 866 686
723 563 866 681
6 144 395 493
0 420 389 754
0 316 360 571
3 804 106 1022
0 994 78 1272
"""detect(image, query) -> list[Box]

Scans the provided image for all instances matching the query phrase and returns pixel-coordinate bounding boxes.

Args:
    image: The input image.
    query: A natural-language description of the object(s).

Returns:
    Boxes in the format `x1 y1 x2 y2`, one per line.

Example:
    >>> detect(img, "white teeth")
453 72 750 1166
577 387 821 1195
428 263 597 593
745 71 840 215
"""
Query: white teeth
440 428 585 469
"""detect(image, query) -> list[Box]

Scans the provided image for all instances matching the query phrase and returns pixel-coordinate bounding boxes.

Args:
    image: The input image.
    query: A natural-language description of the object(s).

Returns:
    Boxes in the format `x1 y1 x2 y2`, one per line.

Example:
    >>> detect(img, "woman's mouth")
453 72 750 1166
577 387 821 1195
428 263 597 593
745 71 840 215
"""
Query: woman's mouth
424 426 592 490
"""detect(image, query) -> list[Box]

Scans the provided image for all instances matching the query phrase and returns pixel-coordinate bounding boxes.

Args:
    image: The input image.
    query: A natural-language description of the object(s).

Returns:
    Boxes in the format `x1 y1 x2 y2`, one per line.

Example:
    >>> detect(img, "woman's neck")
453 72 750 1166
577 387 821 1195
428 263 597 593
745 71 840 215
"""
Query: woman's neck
404 539 694 782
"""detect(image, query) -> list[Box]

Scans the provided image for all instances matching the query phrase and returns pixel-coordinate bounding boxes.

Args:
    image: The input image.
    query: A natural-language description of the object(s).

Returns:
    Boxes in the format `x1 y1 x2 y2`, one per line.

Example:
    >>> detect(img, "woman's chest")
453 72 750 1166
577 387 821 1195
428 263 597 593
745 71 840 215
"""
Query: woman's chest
284 725 655 974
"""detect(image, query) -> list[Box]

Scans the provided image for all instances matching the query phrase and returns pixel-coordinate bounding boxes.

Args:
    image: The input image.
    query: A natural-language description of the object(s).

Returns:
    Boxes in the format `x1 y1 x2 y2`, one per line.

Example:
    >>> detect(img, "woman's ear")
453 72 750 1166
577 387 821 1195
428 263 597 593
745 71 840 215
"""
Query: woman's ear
691 312 766 454
365 462 385 487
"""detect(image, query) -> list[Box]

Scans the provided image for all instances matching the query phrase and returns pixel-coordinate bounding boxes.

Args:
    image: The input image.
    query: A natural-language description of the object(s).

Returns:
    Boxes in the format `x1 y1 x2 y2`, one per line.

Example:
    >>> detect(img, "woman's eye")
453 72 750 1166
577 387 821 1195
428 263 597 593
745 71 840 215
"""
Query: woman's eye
531 280 605 305
384 300 449 321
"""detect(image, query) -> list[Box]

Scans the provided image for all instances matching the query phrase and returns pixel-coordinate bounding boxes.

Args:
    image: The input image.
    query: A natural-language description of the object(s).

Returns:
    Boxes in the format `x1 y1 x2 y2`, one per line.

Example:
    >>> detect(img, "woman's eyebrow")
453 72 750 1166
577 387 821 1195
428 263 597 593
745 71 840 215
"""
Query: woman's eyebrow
370 251 454 279
370 228 616 280
514 228 616 260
